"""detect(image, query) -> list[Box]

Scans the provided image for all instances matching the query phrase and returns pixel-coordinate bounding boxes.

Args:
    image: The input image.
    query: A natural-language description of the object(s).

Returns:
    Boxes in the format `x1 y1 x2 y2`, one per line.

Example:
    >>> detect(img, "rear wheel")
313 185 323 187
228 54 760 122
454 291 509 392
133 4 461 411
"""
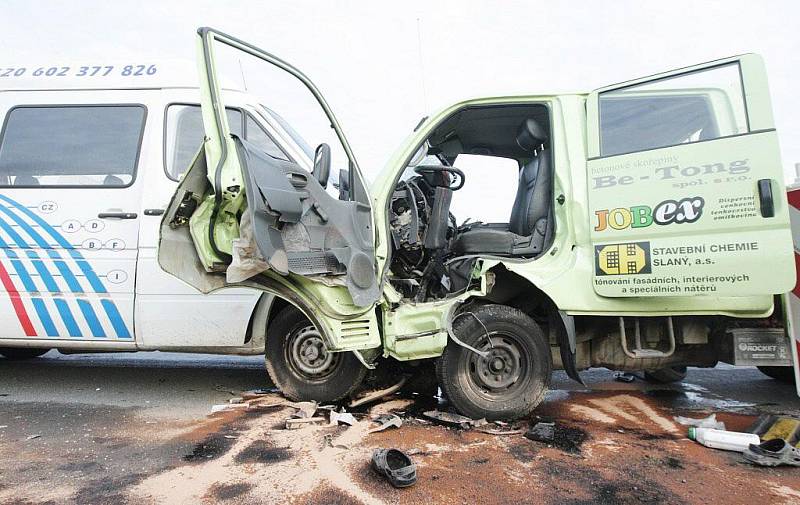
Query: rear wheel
0 347 50 360
265 305 366 402
643 366 688 384
758 366 796 384
436 304 551 421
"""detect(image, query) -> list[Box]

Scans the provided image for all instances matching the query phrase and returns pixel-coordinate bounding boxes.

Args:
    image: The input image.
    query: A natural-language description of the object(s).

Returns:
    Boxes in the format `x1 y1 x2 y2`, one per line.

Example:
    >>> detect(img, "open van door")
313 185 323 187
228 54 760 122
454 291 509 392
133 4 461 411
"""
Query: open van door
159 28 380 351
586 55 795 298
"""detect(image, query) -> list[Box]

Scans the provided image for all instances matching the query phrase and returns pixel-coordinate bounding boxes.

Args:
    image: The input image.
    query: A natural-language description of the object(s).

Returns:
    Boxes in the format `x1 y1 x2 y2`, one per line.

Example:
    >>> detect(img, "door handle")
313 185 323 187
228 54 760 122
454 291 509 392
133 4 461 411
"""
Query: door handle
97 212 138 219
143 208 165 216
757 179 775 218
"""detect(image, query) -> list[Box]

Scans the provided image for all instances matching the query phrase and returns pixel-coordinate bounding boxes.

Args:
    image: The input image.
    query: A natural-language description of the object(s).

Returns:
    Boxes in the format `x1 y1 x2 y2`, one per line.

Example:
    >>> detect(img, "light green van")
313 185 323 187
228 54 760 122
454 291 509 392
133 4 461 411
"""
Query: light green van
160 28 795 420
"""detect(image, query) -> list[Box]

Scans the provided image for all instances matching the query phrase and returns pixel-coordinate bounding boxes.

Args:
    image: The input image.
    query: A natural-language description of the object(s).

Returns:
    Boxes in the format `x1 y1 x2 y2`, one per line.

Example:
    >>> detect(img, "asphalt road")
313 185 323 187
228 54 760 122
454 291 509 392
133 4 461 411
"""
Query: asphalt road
1 352 799 504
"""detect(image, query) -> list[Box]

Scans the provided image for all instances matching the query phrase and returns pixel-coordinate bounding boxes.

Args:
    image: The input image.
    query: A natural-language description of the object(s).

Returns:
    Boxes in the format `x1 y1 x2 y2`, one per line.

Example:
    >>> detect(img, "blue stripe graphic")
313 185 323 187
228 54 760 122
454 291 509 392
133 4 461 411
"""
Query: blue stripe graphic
101 299 131 338
0 235 58 337
0 195 131 339
0 217 81 336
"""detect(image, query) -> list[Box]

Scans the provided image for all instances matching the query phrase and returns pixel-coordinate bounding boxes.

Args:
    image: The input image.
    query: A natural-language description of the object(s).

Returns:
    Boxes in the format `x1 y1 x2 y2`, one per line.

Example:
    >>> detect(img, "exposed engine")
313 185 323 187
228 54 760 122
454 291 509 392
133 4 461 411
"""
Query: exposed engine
388 166 476 301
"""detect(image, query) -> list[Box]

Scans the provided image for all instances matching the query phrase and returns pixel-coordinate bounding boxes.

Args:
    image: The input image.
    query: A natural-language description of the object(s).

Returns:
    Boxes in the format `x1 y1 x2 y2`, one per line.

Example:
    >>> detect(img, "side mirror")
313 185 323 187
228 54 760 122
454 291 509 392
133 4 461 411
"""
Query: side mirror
313 143 331 189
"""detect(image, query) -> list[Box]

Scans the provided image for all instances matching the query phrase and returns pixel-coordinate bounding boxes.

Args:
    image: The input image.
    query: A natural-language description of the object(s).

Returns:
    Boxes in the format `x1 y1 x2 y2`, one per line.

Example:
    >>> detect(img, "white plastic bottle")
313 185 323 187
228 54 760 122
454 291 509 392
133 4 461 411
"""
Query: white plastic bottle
687 427 761 452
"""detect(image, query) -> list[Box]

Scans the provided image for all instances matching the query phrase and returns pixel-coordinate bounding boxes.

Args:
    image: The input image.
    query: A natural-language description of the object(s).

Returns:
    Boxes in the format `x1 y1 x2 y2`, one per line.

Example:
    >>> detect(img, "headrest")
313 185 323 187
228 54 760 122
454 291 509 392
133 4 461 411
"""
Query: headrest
515 118 548 152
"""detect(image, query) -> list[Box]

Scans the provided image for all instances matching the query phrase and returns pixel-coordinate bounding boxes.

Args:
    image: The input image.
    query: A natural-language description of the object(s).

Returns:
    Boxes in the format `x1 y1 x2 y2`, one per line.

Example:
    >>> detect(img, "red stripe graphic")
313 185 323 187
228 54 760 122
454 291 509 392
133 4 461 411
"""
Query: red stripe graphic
0 260 35 336
788 188 800 211
793 253 800 299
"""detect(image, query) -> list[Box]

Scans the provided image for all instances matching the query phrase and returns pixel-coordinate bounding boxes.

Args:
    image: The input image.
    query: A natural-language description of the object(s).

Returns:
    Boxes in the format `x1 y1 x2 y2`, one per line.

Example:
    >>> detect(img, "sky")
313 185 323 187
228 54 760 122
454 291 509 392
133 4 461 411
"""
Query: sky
1 0 799 193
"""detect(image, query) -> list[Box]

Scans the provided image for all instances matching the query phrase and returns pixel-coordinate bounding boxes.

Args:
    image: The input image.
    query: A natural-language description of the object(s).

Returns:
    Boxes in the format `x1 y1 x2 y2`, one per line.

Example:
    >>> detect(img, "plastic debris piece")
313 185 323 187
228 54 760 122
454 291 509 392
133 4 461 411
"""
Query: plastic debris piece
292 401 318 419
285 416 326 429
330 411 358 426
613 372 636 383
476 426 526 436
210 403 249 414
25 434 41 440
674 414 726 431
524 422 555 443
423 410 484 429
369 414 403 434
229 397 244 404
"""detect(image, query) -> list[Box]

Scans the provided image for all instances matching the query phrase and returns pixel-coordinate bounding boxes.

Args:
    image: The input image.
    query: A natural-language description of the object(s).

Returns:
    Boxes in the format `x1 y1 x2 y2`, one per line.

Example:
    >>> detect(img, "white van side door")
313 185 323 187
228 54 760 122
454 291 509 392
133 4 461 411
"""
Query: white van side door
0 91 146 341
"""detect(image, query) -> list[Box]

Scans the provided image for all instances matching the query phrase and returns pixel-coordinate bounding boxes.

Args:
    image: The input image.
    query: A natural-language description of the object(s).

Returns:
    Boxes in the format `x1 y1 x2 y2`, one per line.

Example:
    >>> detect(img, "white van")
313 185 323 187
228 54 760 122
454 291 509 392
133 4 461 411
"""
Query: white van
0 61 305 358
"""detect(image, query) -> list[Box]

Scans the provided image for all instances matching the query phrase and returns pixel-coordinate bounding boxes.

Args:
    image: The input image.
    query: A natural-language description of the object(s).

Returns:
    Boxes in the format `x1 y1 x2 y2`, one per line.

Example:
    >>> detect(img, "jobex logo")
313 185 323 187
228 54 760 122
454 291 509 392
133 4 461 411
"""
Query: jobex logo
594 197 705 232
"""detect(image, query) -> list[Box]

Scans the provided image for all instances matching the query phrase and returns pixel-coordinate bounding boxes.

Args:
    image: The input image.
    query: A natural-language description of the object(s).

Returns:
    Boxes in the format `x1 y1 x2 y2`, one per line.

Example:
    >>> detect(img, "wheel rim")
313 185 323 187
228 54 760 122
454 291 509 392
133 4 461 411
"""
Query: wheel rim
286 325 339 381
467 331 529 397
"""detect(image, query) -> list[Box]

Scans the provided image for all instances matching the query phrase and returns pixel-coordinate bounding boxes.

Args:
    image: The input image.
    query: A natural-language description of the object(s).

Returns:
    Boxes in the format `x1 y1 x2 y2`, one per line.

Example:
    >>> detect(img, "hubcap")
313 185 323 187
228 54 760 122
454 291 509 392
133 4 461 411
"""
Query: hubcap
288 325 338 379
469 332 525 392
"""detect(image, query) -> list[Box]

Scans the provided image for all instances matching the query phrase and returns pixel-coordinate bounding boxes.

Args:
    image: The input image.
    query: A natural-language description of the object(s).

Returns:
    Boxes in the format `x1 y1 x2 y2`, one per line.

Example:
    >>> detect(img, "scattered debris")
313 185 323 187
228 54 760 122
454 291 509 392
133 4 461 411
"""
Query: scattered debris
329 411 358 427
350 377 408 408
290 401 318 419
228 397 244 404
524 422 555 443
475 425 526 436
674 414 726 430
25 434 41 441
613 372 636 383
285 417 327 429
743 438 800 467
368 414 402 434
423 410 486 429
210 403 249 414
372 448 417 488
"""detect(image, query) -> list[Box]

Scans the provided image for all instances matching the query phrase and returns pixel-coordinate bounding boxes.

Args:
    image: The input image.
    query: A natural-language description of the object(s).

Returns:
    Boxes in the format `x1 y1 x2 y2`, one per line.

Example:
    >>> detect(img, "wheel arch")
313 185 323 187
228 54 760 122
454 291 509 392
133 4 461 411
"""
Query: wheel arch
478 264 582 384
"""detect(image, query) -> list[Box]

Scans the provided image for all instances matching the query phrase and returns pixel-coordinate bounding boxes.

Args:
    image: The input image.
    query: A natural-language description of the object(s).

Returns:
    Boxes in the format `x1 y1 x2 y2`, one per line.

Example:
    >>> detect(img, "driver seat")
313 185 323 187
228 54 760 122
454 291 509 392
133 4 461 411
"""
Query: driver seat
452 118 552 256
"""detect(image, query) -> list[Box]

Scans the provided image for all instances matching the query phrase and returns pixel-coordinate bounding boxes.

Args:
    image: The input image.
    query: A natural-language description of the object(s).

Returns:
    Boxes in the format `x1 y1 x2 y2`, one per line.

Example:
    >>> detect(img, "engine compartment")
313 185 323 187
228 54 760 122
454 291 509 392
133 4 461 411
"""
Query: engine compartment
388 164 479 301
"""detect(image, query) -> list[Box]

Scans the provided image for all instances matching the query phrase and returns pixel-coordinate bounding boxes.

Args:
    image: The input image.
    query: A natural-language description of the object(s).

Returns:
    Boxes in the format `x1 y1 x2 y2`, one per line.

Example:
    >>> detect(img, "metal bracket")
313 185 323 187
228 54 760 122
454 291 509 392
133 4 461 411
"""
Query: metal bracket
351 349 377 370
619 316 676 359
446 309 491 358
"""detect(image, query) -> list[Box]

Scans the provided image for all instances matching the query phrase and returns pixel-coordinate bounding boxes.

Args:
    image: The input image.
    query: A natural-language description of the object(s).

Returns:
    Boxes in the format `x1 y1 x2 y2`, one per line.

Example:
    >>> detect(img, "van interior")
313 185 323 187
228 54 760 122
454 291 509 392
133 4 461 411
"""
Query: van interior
387 104 554 302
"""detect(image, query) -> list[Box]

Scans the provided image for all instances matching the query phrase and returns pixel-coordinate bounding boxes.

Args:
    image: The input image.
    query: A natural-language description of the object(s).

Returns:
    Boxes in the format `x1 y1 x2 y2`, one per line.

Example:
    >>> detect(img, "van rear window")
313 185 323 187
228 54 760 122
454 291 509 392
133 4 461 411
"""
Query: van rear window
0 105 146 187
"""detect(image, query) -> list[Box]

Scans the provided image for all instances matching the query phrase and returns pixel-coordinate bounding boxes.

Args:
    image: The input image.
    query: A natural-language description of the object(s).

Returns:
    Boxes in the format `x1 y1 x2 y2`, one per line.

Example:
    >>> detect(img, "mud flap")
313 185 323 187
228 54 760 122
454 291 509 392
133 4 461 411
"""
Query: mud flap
556 310 583 385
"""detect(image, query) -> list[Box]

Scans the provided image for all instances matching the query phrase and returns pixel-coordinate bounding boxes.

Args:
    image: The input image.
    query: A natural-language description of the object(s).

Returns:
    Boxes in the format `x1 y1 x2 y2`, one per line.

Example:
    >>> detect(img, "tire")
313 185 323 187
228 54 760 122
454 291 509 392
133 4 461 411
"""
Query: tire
436 304 552 421
644 366 688 384
758 366 796 384
0 347 50 360
265 305 366 403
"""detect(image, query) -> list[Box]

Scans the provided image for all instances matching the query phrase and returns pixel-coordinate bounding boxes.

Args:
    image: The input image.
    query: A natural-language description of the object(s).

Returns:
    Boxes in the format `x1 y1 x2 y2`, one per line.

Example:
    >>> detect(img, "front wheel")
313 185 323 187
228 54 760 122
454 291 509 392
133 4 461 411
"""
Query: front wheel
265 306 366 403
0 347 50 360
436 304 552 421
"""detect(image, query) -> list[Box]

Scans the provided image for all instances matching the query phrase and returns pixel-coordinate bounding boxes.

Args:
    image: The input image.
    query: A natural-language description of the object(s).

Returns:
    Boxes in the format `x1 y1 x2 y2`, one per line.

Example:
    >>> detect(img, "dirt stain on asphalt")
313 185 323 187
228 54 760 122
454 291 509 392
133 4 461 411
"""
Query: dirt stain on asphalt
208 481 254 501
234 439 291 464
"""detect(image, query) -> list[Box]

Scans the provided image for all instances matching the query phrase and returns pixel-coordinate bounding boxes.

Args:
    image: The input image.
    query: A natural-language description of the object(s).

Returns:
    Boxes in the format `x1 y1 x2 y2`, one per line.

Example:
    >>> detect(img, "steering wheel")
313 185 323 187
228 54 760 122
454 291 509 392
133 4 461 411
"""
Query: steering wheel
413 165 465 191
